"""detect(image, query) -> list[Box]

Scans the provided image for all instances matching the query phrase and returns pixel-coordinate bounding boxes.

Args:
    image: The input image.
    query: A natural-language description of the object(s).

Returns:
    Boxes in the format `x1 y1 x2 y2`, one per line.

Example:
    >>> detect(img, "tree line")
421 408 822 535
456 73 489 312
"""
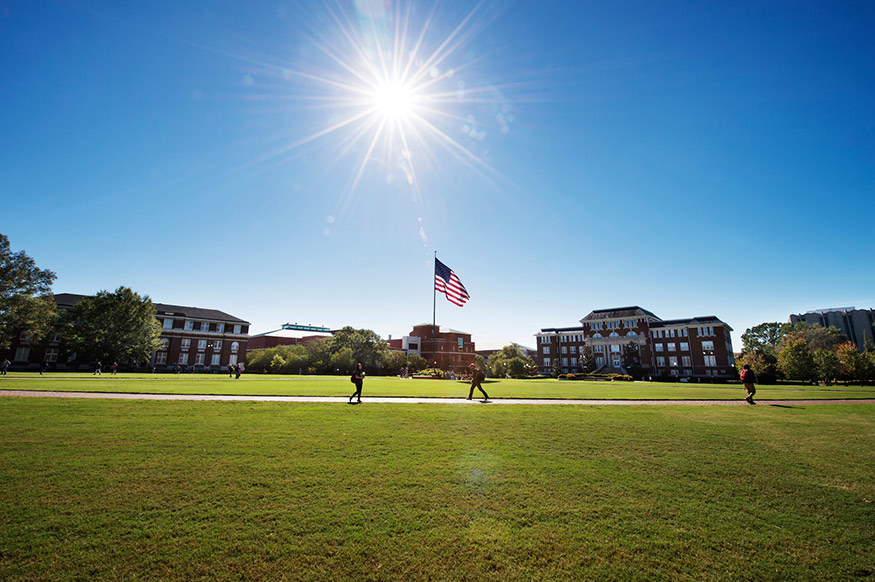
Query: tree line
737 321 874 385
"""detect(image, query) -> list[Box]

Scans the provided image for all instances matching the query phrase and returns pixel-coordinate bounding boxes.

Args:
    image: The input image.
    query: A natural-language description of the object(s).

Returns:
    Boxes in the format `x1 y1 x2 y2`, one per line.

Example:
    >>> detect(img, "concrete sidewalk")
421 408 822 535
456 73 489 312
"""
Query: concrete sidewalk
2 390 874 406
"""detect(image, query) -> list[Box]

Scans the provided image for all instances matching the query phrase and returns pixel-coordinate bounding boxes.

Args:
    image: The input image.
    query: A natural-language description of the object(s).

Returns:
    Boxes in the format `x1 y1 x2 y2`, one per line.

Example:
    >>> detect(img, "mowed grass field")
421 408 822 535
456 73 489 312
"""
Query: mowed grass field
1 394 873 581
3 373 875 400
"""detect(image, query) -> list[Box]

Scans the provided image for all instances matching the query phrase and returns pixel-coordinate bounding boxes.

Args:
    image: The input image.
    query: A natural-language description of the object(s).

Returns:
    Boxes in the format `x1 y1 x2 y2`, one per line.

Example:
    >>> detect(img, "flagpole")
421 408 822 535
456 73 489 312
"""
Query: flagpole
433 251 437 328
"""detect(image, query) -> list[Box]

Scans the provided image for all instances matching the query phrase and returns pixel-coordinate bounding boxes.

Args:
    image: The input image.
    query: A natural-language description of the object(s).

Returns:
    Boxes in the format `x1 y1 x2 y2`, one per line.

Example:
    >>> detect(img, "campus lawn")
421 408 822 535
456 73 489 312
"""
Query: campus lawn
1 398 873 581
2 373 875 400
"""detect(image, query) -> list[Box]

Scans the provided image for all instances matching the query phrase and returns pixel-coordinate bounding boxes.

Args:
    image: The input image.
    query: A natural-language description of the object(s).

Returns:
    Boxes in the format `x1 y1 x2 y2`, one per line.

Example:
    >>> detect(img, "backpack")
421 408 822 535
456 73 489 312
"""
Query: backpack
740 369 750 383
350 373 356 383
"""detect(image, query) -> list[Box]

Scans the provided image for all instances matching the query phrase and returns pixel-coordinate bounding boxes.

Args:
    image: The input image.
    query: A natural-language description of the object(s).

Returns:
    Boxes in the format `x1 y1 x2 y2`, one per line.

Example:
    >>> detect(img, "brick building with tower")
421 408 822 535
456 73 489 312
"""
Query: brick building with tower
388 324 476 373
535 306 735 380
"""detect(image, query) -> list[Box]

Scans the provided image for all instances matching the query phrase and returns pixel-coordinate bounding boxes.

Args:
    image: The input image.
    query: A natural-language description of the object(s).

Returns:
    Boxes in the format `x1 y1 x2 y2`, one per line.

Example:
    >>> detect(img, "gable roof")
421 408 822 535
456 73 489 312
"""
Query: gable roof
52 293 248 324
581 306 660 321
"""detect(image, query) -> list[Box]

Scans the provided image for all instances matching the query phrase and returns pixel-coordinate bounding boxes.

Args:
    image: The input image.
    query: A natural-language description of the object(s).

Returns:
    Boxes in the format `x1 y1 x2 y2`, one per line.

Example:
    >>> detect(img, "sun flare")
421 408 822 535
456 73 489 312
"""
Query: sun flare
368 79 419 124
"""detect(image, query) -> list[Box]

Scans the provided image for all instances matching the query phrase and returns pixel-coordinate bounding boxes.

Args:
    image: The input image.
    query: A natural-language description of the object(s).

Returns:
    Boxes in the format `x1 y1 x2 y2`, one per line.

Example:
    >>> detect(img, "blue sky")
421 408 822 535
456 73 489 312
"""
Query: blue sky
2 0 873 350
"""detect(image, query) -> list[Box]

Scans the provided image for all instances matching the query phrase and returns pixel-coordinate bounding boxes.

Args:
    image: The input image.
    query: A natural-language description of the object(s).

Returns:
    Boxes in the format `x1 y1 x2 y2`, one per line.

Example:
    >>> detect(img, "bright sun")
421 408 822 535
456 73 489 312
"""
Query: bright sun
369 80 419 124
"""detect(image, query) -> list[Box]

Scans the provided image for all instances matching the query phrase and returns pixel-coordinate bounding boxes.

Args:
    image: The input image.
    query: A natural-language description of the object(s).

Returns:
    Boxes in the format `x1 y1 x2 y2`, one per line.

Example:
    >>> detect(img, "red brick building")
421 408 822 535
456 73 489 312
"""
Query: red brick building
536 306 735 380
5 293 249 372
392 324 476 373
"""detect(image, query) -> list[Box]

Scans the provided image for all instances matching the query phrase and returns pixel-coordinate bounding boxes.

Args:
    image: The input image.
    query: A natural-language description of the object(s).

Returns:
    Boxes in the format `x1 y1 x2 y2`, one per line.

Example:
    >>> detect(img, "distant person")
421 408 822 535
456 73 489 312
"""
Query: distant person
94 361 102 375
40 361 47 375
228 364 234 378
348 363 365 404
0 359 9 374
111 361 118 375
467 363 490 402
235 363 242 379
740 364 757 405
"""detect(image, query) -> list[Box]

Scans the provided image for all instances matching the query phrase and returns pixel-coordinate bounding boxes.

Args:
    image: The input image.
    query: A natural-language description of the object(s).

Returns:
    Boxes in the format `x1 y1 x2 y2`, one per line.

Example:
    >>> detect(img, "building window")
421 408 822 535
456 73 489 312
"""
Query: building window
213 340 222 351
229 354 238 366
610 344 620 353
216 323 225 333
681 329 688 337
669 356 678 367
198 340 207 351
543 347 550 354
195 353 205 366
682 356 691 367
159 338 169 350
571 357 577 366
698 326 714 336
655 343 664 352
457 337 464 349
561 346 567 354
704 355 717 367
561 358 568 366
594 345 604 353
667 343 676 352
627 331 638 337
163 319 173 330
592 333 603 339
570 346 577 354
211 354 221 366
233 325 242 334
14 346 30 361
181 339 191 351
680 342 689 351
178 353 189 365
200 322 210 332
45 347 59 363
590 322 603 331
683 369 692 375
612 357 621 367
231 342 239 352
595 356 604 368
184 320 194 331
155 352 167 365
656 356 665 367
543 357 551 366
701 341 714 351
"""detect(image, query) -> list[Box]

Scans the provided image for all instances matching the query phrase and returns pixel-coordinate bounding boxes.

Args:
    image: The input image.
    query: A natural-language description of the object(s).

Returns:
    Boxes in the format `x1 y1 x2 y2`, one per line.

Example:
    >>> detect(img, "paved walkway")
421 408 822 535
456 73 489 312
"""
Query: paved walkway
2 390 874 406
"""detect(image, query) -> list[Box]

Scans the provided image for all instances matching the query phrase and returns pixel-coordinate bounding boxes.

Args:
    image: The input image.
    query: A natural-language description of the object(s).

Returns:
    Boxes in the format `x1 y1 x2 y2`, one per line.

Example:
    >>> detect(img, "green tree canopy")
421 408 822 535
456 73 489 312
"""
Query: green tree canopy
488 343 536 378
741 322 787 358
0 234 57 349
64 287 162 364
328 327 388 371
777 337 816 383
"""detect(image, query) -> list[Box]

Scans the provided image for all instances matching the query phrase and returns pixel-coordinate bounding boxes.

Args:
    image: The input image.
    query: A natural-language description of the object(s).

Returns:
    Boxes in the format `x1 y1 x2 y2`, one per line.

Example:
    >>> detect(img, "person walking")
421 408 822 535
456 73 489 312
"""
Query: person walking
740 364 757 405
111 361 118 375
94 361 102 375
235 363 242 379
467 363 490 402
348 362 365 404
0 359 8 375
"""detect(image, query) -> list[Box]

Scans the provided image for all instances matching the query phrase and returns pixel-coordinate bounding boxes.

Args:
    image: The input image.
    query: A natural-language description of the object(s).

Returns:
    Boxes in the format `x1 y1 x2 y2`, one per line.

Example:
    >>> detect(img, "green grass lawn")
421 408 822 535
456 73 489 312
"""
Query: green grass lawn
1 397 873 580
2 373 875 400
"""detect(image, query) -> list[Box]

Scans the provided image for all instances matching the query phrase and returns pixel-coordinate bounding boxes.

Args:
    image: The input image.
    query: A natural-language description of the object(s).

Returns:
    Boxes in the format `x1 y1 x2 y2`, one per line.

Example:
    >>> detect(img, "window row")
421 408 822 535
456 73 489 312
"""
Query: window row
162 319 243 334
652 328 688 339
159 339 239 352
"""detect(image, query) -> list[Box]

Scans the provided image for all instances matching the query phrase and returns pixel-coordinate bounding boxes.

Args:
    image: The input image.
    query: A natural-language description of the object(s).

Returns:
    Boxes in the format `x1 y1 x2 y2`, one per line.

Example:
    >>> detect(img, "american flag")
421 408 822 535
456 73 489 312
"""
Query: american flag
434 258 470 307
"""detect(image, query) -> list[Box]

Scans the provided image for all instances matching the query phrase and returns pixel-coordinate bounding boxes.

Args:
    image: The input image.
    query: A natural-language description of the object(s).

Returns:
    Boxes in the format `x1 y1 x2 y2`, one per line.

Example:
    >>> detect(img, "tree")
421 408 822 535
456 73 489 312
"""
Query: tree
0 234 57 349
329 347 356 374
781 322 846 352
835 342 871 386
741 322 788 359
406 353 427 373
328 327 388 371
578 344 596 373
812 348 840 385
381 350 408 376
487 343 536 378
622 342 643 378
64 287 162 365
777 338 815 383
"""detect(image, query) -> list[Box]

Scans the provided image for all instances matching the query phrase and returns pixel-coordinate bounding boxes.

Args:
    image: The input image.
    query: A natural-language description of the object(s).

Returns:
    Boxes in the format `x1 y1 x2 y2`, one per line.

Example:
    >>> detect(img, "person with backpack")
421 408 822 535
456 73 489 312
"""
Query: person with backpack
740 364 757 405
467 362 490 402
348 362 365 404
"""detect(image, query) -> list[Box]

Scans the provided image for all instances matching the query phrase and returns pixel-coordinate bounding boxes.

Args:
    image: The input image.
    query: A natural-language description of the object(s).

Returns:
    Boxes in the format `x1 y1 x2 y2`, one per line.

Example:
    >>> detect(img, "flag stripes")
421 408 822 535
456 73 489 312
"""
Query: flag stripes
434 258 470 307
